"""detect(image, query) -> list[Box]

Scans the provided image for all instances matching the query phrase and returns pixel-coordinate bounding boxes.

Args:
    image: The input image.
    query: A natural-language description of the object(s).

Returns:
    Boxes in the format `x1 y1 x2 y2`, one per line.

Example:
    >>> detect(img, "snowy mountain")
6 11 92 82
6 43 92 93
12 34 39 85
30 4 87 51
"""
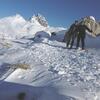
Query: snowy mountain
0 14 100 100
0 14 27 39
30 13 48 27
0 14 66 39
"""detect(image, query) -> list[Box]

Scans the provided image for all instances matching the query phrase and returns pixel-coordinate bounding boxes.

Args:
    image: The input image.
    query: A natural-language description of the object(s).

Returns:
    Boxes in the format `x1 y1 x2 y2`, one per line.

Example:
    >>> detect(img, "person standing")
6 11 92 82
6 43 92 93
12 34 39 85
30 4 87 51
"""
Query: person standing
76 24 93 50
66 20 78 48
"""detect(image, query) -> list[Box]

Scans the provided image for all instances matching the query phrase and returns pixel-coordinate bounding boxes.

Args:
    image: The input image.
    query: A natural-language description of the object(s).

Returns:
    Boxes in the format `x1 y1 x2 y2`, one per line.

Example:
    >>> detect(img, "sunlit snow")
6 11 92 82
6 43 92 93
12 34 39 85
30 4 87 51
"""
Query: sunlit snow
0 14 100 100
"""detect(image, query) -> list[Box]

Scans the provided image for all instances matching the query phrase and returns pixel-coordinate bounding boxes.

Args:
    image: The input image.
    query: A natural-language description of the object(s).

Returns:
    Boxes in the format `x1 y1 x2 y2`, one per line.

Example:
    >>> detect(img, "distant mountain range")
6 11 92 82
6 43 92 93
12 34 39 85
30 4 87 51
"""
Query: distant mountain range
0 14 66 39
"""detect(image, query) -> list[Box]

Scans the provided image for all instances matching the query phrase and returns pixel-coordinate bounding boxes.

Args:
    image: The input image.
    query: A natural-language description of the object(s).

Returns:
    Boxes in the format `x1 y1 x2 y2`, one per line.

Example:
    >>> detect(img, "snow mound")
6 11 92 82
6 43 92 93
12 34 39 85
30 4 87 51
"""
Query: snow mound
35 31 51 38
34 31 51 42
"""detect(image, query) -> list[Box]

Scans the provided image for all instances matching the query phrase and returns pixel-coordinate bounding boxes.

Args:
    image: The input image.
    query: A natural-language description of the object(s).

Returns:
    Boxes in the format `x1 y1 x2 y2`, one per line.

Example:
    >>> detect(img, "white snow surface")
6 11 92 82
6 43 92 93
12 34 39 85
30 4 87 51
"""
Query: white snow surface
0 14 100 100
0 14 65 39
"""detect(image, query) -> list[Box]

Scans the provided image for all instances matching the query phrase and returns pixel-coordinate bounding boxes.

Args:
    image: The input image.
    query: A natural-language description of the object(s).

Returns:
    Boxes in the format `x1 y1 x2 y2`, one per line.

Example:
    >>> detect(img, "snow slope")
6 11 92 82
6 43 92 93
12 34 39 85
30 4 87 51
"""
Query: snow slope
0 36 100 100
0 14 100 100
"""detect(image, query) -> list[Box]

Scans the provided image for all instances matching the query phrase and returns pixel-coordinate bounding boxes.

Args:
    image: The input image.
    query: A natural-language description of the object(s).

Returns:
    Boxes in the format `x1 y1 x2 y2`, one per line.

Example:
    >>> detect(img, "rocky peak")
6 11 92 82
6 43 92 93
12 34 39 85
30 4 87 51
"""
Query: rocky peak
30 13 48 27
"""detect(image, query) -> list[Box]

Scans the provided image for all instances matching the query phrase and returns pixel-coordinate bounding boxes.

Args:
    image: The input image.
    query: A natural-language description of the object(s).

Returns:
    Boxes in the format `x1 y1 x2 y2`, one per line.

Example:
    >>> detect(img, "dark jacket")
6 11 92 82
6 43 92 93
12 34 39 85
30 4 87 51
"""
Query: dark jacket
70 23 78 34
77 25 92 38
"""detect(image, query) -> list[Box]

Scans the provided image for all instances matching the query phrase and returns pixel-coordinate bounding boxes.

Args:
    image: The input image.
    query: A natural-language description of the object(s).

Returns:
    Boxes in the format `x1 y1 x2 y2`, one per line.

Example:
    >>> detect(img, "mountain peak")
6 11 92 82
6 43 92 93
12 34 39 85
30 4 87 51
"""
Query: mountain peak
30 13 48 27
11 14 26 23
0 14 26 24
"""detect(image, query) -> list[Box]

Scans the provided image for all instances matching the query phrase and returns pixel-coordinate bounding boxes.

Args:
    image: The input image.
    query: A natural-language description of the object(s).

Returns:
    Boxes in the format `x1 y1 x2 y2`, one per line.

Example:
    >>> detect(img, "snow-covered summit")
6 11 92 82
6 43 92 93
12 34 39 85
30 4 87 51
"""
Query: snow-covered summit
0 14 26 23
0 14 27 39
30 13 48 27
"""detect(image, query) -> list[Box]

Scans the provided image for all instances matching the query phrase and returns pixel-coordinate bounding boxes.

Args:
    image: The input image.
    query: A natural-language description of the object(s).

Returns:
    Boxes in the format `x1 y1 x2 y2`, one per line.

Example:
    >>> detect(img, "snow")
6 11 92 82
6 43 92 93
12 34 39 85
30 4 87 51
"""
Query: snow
0 14 100 100
89 16 96 21
0 14 65 39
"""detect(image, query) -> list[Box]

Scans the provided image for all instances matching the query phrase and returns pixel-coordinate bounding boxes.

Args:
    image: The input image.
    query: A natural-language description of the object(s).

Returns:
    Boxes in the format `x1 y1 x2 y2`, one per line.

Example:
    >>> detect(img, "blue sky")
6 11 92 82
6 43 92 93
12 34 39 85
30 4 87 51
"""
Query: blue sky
0 0 100 27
